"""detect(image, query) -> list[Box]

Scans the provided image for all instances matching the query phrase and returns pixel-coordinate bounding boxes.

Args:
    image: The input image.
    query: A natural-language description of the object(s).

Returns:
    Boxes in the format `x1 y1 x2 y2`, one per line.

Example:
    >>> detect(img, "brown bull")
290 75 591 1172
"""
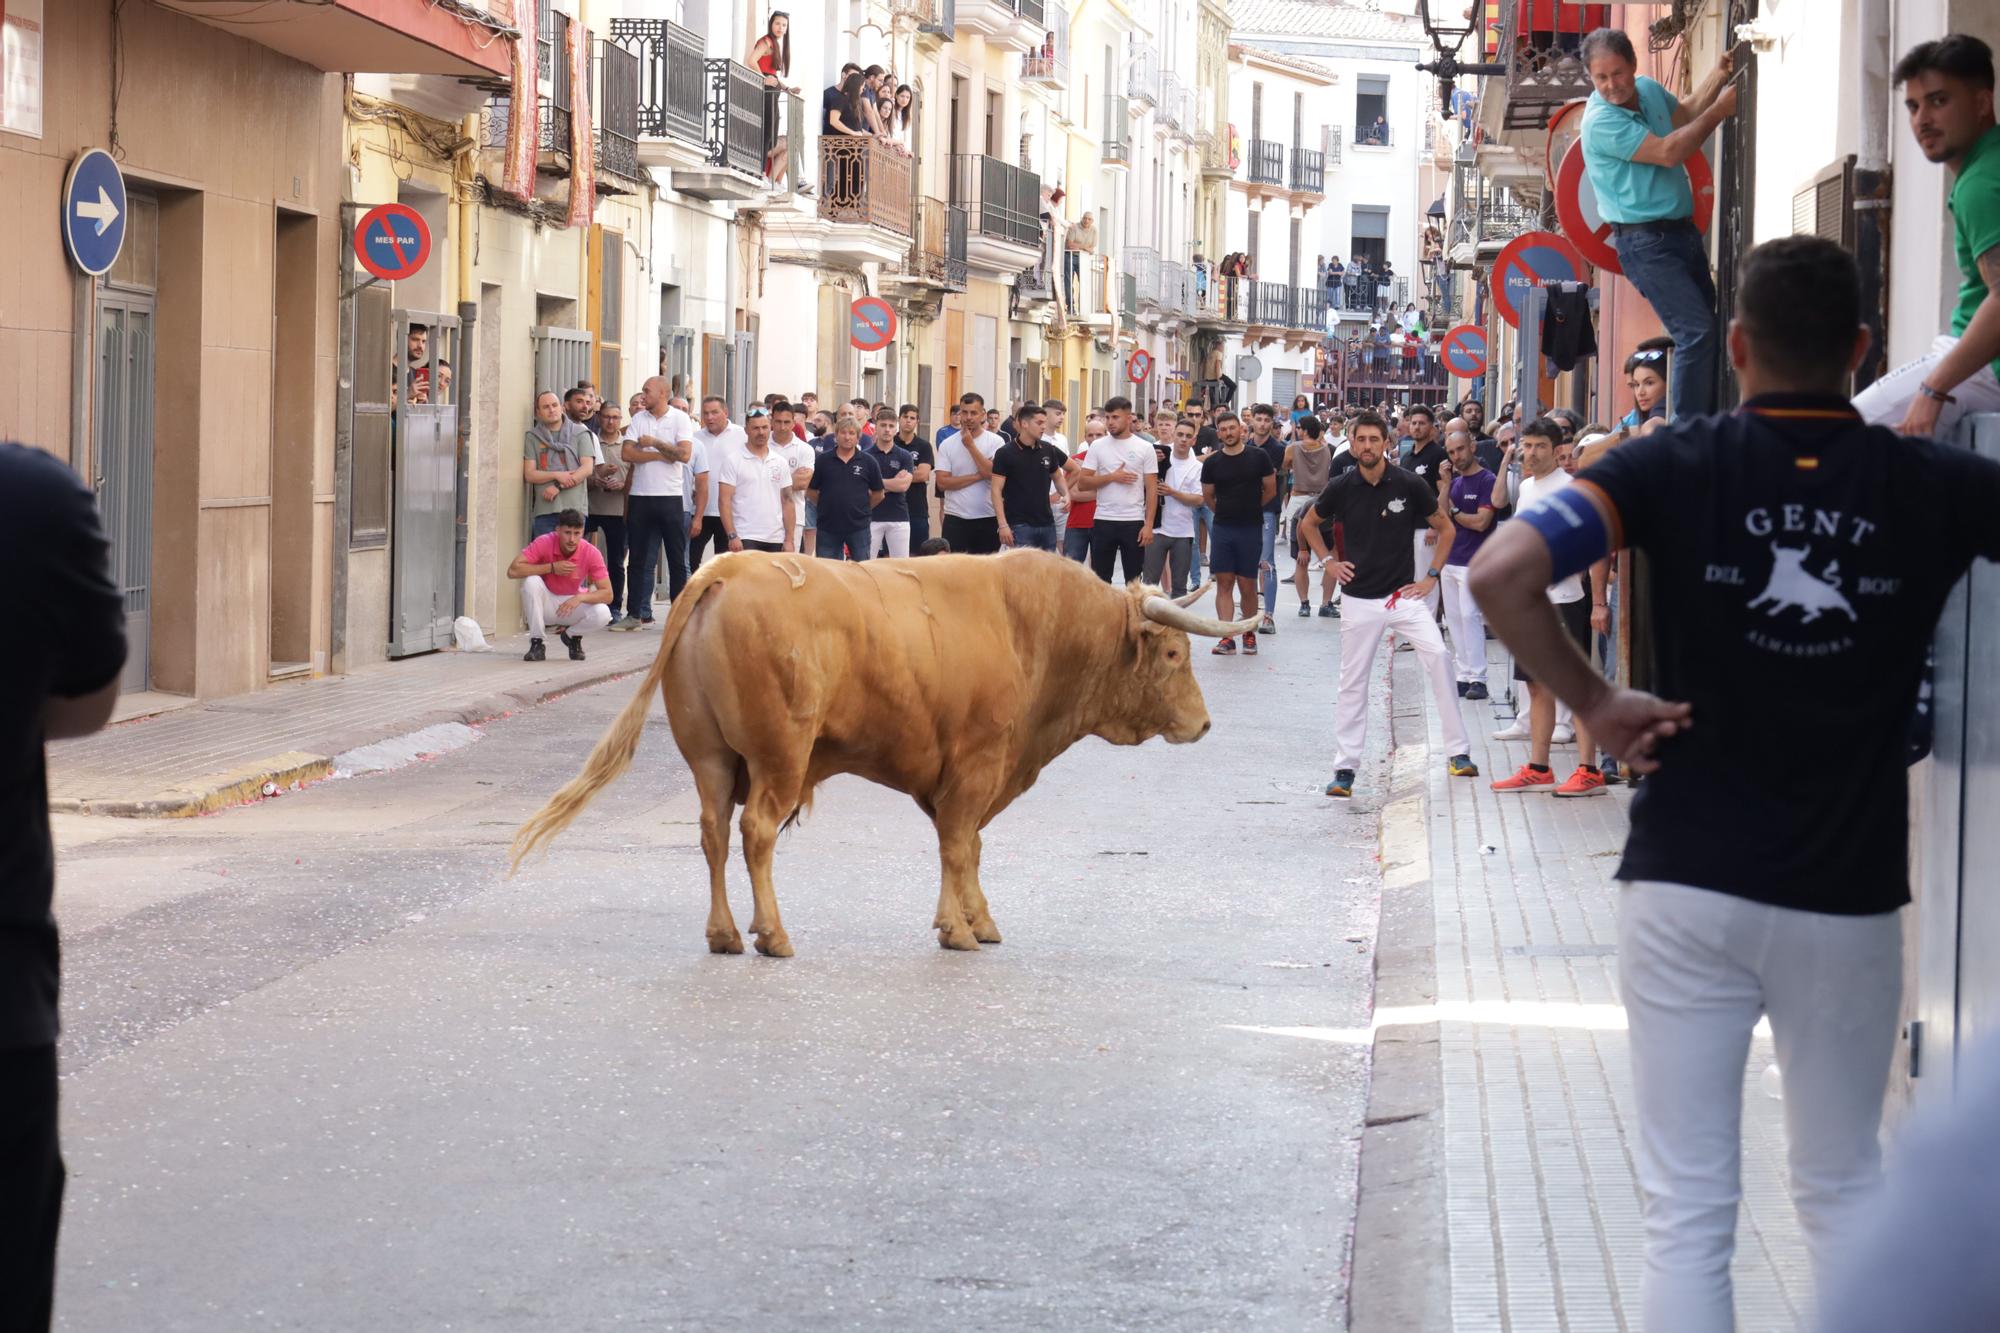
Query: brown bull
509 549 1255 955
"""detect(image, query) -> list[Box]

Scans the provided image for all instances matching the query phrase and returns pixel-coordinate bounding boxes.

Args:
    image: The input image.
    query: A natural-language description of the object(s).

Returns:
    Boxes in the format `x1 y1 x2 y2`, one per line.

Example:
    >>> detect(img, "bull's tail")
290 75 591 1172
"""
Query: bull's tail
507 566 720 874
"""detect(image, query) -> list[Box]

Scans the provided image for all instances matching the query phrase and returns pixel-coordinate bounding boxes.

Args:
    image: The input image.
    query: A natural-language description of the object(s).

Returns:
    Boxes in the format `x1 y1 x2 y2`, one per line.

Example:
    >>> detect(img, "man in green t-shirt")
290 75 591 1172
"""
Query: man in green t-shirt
1857 35 2000 437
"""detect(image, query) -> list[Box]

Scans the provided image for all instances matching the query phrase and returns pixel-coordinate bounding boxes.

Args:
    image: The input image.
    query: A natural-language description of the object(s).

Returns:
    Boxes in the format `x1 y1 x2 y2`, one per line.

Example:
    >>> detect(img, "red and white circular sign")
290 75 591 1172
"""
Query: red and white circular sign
1554 140 1715 275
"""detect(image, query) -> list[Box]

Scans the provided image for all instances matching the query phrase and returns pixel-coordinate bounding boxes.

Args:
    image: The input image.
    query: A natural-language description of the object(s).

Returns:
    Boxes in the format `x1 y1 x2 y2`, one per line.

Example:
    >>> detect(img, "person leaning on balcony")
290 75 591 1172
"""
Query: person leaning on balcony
889 85 915 156
752 12 799 183
1854 35 2000 439
1065 213 1098 309
1579 27 1737 420
823 63 859 135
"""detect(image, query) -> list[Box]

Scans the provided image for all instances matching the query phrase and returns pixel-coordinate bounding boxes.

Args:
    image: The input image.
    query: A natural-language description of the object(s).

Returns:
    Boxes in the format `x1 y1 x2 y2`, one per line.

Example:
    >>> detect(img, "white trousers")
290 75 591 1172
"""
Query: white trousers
1438 564 1486 683
1409 531 1441 617
1619 882 1902 1333
871 519 911 559
1333 593 1470 770
1853 333 2000 436
521 576 613 640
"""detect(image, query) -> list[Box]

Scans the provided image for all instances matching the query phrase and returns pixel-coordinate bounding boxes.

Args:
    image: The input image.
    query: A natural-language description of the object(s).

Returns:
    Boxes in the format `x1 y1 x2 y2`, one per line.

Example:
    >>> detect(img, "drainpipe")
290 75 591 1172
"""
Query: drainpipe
455 116 478 620
1851 0 1892 389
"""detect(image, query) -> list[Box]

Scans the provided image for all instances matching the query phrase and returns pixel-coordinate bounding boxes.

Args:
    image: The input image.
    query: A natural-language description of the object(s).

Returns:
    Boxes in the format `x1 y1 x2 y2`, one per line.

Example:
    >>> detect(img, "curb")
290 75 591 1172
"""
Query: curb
1348 650 1450 1333
50 660 650 819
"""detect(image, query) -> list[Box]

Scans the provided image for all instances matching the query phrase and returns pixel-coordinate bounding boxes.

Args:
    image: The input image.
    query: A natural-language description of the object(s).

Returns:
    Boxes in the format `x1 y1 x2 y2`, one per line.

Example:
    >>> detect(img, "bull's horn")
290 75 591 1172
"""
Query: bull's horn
1142 594 1261 639
1171 581 1213 608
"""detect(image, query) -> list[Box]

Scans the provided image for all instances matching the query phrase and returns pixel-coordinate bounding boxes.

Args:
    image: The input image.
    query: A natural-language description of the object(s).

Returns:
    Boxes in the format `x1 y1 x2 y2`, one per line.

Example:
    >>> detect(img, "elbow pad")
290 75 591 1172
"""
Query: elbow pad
1518 486 1612 583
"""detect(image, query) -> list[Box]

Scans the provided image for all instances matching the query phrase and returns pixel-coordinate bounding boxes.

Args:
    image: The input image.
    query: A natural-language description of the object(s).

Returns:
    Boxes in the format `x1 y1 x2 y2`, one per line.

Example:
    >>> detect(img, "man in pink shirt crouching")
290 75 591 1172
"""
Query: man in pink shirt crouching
507 508 614 661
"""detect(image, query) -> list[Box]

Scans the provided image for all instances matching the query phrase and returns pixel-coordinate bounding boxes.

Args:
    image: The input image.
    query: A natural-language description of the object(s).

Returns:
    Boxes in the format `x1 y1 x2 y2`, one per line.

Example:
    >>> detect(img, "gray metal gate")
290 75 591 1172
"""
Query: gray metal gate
1917 414 2000 1099
95 295 155 693
533 325 593 408
389 309 460 657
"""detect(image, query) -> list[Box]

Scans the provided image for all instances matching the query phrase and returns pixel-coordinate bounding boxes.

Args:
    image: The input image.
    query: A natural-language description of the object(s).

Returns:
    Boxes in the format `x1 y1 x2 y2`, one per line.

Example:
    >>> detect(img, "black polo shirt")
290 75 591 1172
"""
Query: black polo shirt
900 432 935 516
2 446 127 1048
1404 438 1448 488
1310 463 1438 599
1195 425 1222 456
991 440 1069 526
865 443 916 522
809 446 884 533
1580 393 2000 914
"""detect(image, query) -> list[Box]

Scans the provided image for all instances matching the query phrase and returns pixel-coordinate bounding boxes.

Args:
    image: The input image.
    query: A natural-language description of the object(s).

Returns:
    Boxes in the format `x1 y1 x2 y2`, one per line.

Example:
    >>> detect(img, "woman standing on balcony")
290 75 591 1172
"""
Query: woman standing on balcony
888 85 915 155
752 13 797 182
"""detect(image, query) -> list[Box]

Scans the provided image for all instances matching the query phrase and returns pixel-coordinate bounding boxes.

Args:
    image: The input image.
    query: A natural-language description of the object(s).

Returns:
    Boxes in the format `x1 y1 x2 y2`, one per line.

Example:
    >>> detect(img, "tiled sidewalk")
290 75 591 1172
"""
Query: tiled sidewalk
1388 648 1810 1333
48 628 662 816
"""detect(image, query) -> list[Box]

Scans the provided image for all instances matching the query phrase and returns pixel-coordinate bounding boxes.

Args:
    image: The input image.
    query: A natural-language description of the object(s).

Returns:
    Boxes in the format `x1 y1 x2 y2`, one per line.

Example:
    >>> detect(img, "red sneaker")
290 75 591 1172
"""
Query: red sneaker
1553 766 1609 798
1491 764 1556 793
1241 631 1259 655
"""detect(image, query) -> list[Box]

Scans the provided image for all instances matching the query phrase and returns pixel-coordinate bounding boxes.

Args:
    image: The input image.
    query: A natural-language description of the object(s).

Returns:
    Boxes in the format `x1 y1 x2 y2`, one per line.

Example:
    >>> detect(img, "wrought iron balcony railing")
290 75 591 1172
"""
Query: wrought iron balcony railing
1021 0 1069 86
1125 245 1161 307
1289 146 1324 195
911 196 969 289
1127 43 1160 106
1354 121 1395 148
820 137 915 235
608 16 705 147
949 154 1041 249
1247 139 1285 187
595 38 642 180
1493 0 1598 131
707 58 766 177
1103 95 1131 164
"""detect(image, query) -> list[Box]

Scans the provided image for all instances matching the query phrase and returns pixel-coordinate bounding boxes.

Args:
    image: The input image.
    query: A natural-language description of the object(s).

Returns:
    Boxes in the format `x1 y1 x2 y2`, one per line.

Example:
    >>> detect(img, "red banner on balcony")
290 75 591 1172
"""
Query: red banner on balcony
502 10 538 202
565 17 594 228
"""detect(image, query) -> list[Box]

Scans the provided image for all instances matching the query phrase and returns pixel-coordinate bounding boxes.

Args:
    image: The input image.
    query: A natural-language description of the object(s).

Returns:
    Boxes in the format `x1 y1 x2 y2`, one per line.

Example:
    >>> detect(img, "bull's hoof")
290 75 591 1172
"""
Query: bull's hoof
937 924 982 951
707 930 744 955
754 931 794 958
970 917 1003 945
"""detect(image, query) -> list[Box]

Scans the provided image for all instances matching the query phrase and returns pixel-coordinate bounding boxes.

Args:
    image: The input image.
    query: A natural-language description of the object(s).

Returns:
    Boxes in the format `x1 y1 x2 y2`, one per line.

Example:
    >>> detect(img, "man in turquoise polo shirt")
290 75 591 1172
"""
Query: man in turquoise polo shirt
1580 28 1738 419
1855 35 2000 439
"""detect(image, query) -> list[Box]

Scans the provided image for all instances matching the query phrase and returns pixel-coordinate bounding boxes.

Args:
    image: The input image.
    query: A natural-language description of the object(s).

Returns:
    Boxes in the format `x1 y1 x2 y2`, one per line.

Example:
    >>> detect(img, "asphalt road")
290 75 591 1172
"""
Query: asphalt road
51 609 1395 1331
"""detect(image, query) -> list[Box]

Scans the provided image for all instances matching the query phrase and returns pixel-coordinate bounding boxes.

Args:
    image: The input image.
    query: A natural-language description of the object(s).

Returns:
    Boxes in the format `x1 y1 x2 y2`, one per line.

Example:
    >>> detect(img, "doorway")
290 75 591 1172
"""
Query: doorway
95 189 160 695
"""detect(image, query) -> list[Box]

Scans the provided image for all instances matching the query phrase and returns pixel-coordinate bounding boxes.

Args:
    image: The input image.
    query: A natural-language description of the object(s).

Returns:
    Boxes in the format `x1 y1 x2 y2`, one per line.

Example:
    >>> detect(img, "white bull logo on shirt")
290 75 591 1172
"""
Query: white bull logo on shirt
1747 542 1857 625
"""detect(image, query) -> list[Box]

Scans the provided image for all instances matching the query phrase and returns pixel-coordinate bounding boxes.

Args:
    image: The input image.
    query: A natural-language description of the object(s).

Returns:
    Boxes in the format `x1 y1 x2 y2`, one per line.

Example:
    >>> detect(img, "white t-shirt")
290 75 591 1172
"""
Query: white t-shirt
1515 469 1585 604
780 438 818 512
624 405 696 496
693 423 745 516
718 446 795 545
937 429 1006 519
1088 433 1152 522
1158 452 1205 539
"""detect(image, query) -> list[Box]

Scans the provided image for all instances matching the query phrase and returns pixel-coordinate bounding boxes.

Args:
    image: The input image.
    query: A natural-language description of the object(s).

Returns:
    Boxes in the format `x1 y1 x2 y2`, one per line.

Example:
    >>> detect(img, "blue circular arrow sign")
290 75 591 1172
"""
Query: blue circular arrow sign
850 297 897 352
62 149 128 277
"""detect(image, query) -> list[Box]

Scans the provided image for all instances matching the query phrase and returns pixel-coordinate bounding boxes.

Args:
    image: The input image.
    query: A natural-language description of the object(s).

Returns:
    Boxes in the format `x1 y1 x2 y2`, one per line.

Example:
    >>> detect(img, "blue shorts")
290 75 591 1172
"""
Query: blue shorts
1209 522 1262 578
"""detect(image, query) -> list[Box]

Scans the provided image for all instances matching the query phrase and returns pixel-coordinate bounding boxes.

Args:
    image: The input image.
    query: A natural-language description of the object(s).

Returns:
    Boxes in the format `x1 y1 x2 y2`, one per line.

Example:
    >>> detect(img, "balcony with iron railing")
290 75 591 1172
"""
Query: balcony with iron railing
908 196 969 290
706 58 765 177
1118 271 1138 324
954 0 1036 49
595 38 642 183
1244 280 1295 331
1489 0 1597 133
1159 260 1192 318
820 136 915 236
1291 285 1325 334
1067 252 1111 325
609 16 706 149
892 0 956 39
1128 43 1160 107
1103 95 1132 166
1013 259 1056 315
1158 72 1184 133
1193 268 1244 325
949 154 1042 269
1289 146 1324 196
1246 139 1285 187
1327 123 1342 167
1021 0 1069 87
1125 245 1161 309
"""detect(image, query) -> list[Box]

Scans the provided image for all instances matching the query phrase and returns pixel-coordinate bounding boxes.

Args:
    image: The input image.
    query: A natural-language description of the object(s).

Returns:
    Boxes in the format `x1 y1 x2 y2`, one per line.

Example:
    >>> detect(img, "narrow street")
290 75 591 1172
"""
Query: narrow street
52 616 1387 1331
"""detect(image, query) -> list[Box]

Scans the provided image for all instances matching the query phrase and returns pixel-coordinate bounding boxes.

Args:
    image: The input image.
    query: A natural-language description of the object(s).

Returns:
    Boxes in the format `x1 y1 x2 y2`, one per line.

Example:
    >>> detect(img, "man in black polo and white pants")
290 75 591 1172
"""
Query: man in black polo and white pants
1469 237 2000 1332
1298 410 1479 801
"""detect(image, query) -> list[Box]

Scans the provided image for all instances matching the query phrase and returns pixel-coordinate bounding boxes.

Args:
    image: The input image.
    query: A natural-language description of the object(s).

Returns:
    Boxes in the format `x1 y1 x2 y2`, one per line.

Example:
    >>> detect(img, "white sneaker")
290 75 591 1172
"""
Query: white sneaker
1551 723 1576 745
1491 721 1530 741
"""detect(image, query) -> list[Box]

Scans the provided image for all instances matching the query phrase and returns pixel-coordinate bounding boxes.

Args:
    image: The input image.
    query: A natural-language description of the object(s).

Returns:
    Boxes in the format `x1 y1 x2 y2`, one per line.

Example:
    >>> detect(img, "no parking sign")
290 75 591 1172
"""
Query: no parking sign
850 297 897 352
1489 231 1590 330
1440 325 1488 380
353 204 432 282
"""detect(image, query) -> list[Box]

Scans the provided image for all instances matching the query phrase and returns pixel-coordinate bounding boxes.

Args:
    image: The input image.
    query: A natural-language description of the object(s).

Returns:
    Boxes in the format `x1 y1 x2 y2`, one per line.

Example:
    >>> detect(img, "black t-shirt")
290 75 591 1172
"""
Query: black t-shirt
1254 437 1288 514
1195 425 1222 457
899 433 935 514
809 446 885 532
1581 395 2000 913
2 446 127 1048
1404 439 1448 488
866 443 916 523
991 441 1069 526
1310 464 1439 599
1201 446 1276 527
821 84 845 135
